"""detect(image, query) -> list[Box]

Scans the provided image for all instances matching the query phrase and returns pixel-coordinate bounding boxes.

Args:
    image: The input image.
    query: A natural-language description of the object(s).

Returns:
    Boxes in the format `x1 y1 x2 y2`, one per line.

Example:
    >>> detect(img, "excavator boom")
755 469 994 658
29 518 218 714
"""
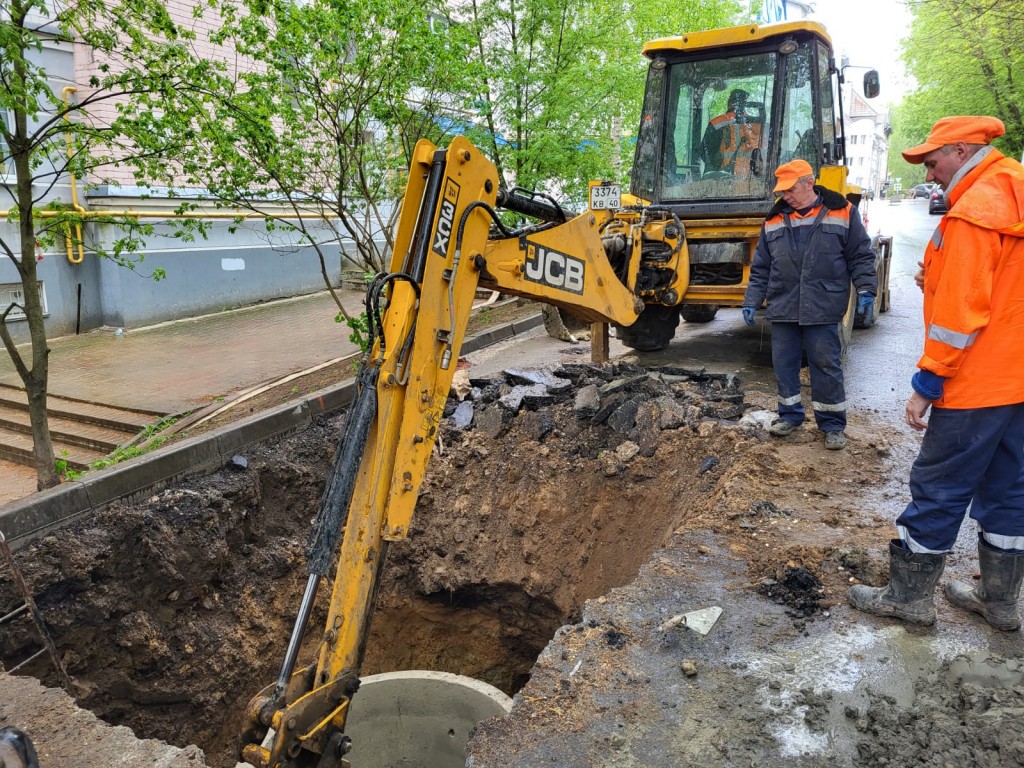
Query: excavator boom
238 136 658 767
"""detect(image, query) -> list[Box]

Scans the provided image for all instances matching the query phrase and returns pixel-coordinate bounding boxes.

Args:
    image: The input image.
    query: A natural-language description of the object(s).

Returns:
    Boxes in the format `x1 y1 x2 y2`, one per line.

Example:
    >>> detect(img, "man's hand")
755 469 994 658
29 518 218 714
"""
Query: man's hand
906 391 932 431
857 292 875 314
914 260 925 292
741 306 756 326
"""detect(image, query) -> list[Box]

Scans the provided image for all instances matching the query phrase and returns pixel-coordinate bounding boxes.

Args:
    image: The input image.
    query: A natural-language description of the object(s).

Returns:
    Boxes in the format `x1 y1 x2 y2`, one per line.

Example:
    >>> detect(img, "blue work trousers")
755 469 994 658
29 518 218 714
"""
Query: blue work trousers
896 403 1024 554
771 322 846 432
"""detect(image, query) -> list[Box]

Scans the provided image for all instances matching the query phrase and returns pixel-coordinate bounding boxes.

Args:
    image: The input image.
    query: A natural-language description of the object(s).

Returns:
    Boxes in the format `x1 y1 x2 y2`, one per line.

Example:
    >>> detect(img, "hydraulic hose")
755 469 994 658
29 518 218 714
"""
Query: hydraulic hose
306 363 380 576
270 363 380 698
496 187 568 223
407 149 448 283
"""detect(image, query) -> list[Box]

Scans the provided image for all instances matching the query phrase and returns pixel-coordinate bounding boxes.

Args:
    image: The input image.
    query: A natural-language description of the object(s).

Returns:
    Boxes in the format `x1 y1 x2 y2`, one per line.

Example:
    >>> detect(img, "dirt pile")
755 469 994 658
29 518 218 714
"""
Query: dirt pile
0 361 763 765
4 358 1010 768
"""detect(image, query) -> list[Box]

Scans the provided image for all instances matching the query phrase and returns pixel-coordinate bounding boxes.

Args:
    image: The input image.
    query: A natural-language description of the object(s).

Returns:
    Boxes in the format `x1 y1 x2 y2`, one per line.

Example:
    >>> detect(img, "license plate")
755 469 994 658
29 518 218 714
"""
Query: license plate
589 184 621 210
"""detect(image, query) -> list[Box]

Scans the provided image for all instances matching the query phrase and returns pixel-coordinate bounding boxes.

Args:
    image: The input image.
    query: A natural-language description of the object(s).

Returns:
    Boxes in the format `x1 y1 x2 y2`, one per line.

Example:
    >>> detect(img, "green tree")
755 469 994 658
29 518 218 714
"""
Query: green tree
167 0 481 311
893 0 1024 177
462 0 743 201
0 0 222 489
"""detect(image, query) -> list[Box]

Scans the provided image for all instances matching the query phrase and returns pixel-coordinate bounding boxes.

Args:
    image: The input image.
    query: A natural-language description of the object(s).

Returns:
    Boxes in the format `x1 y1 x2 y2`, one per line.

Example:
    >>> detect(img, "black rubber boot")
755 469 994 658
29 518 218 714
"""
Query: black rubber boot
847 540 946 625
944 537 1024 631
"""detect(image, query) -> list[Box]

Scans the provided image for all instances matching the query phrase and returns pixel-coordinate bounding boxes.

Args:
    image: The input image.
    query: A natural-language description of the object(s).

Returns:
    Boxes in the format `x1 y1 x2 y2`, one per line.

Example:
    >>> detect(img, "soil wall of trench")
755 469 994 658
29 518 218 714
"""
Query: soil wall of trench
7 361 1024 768
0 364 751 766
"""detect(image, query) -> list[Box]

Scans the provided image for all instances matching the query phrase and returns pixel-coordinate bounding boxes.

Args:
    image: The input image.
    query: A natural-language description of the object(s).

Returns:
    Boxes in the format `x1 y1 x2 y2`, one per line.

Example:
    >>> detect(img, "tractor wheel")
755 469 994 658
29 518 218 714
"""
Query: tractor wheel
680 304 720 323
614 304 680 352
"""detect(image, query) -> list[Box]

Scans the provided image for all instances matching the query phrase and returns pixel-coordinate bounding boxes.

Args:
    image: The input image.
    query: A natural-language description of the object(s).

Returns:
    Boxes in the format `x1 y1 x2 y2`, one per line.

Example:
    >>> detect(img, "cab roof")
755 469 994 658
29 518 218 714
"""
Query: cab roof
643 21 832 58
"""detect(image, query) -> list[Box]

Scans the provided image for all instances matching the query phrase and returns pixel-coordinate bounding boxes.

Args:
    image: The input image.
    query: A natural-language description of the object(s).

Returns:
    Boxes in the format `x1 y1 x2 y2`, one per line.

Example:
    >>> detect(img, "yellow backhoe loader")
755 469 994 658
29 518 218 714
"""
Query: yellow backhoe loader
238 20 891 767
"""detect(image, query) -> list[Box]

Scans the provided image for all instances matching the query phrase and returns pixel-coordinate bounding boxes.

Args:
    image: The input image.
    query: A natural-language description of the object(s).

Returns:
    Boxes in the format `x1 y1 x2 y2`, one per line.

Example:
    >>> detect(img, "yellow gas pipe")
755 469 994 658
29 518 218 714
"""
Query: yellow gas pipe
60 86 85 264
0 87 337 264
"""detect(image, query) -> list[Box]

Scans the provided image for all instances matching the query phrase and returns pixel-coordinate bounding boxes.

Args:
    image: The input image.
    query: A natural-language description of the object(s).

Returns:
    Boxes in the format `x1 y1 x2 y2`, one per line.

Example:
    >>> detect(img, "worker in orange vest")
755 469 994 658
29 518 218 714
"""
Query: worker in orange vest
700 89 762 177
849 116 1024 629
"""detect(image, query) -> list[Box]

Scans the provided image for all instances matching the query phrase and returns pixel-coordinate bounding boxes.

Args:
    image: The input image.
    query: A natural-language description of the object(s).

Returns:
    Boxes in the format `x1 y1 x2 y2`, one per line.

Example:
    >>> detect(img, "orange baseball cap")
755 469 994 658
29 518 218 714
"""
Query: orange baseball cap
902 116 1005 164
773 159 814 193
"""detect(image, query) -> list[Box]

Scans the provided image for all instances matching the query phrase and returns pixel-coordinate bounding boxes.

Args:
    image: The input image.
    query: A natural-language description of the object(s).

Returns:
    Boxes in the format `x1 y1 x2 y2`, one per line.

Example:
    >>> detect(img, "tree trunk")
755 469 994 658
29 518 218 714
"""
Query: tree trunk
17 227 59 491
26 367 58 491
0 234 60 490
7 91 60 490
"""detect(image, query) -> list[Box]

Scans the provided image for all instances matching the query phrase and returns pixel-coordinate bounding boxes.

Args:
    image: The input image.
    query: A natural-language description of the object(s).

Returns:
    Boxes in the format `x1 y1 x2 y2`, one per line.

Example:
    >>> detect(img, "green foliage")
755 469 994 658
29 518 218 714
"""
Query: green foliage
88 416 178 471
894 0 1024 172
52 416 177 479
339 311 371 352
54 453 83 481
1 0 222 488
89 443 147 471
170 0 483 274
460 0 743 200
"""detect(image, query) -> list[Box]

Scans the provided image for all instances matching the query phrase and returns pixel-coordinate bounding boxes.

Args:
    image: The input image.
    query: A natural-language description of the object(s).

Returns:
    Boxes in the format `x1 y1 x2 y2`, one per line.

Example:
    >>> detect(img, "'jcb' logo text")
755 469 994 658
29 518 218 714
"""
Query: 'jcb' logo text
524 243 585 295
432 179 462 258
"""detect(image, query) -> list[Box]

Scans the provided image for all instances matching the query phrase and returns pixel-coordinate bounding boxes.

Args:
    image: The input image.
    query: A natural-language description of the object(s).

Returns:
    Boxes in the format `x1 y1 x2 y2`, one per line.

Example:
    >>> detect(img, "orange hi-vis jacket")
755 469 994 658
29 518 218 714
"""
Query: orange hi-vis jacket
708 111 762 176
921 148 1024 408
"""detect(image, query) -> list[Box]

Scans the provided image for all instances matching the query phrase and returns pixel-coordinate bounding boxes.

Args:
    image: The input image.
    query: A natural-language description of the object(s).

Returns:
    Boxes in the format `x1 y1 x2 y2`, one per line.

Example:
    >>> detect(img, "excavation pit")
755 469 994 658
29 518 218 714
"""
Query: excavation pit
1 364 761 766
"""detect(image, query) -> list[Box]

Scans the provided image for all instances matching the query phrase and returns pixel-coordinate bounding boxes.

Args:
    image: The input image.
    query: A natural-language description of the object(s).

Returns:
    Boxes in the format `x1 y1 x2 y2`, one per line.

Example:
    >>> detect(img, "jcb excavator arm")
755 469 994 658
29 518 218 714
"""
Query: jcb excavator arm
238 137 663 767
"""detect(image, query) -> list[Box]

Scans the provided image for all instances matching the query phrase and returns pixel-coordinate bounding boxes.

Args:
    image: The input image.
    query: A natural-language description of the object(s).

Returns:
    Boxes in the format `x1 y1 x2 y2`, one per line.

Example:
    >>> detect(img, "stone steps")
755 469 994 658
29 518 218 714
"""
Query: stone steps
0 384 166 472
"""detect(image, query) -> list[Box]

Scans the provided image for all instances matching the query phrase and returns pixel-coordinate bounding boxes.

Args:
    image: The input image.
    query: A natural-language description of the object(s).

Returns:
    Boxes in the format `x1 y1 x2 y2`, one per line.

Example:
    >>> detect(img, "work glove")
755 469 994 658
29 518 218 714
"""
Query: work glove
857 292 875 314
741 306 756 326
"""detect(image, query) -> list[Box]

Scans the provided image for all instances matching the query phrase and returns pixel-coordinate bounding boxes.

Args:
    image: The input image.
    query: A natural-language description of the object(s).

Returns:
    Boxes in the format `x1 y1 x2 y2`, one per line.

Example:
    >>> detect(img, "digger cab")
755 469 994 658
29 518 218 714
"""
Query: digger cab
631 22 879 217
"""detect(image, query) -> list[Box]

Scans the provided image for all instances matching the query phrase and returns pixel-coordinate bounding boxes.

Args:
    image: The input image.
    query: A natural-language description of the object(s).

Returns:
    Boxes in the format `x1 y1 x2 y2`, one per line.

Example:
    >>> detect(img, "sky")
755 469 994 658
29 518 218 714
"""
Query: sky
803 0 914 105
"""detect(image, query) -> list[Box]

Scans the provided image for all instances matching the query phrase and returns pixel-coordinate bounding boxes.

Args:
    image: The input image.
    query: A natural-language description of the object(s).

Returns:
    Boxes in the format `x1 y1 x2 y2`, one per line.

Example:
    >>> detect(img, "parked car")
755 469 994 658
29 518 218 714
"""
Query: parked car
929 187 948 215
911 183 936 199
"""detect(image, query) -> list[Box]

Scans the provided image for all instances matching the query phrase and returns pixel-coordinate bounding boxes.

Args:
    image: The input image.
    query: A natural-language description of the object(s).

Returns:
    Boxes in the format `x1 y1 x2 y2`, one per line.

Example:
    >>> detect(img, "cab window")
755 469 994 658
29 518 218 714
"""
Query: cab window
658 51 776 202
778 43 816 169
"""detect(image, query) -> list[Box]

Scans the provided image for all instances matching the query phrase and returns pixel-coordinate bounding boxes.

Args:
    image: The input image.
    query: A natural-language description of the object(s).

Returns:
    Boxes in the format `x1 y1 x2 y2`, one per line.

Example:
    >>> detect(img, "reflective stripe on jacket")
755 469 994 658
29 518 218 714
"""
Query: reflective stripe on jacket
743 187 877 324
920 149 1024 408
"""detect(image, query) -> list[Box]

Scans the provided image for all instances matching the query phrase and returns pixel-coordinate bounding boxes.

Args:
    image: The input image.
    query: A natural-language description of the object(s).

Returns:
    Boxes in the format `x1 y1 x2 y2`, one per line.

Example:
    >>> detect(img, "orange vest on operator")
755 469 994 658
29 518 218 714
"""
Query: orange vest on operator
708 112 762 176
920 148 1024 408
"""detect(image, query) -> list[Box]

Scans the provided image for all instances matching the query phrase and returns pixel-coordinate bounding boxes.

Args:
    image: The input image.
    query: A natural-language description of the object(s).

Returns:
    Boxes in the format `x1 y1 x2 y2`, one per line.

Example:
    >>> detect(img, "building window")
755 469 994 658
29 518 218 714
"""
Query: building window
0 281 47 321
849 135 857 145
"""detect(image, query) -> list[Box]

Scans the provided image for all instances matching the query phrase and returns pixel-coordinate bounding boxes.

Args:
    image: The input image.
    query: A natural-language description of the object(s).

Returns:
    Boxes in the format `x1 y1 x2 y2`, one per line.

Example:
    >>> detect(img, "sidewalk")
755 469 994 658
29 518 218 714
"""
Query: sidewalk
0 290 368 503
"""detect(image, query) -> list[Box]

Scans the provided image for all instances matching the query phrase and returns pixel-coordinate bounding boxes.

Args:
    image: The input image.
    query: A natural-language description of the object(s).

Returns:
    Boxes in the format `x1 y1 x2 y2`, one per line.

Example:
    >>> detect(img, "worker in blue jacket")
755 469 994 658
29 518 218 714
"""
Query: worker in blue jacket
742 159 877 450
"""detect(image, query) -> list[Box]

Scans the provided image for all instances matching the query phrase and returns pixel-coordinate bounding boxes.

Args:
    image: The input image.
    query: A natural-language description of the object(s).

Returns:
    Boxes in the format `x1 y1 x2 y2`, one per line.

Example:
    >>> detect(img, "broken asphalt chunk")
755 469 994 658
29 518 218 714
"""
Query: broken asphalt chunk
519 411 556 442
573 384 601 418
504 368 573 393
498 383 548 413
654 395 688 429
557 362 615 384
607 399 641 433
598 375 646 397
699 456 719 474
475 404 509 438
591 392 628 425
451 400 475 430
